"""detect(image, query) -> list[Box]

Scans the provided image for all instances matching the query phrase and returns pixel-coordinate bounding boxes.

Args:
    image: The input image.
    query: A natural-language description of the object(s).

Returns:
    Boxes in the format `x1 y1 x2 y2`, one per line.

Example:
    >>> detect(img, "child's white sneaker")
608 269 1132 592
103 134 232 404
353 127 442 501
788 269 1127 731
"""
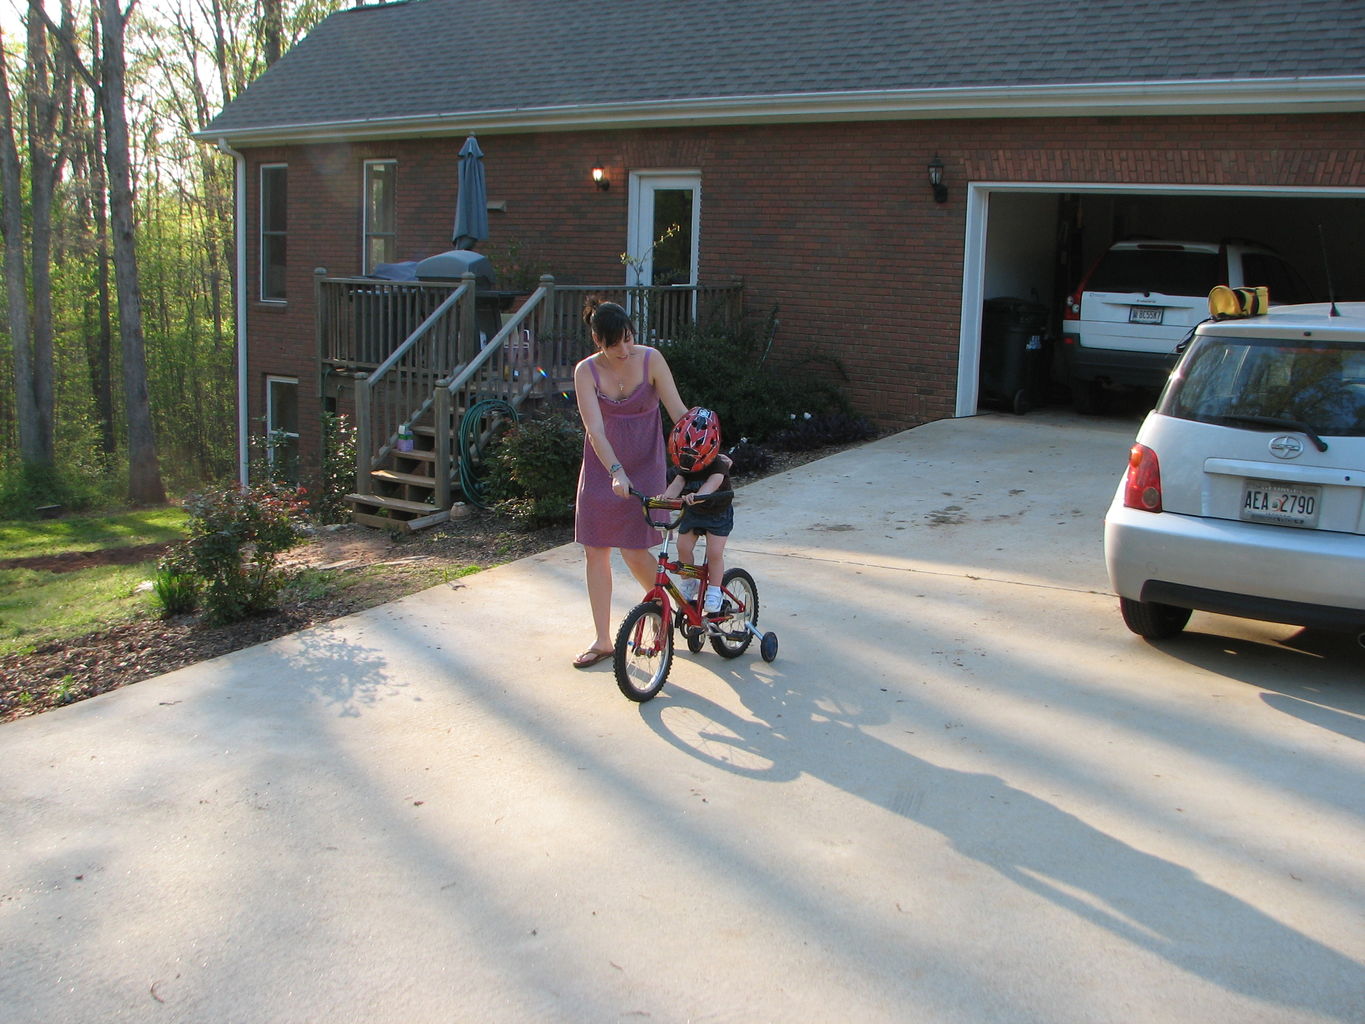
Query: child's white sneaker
678 578 700 603
704 585 724 614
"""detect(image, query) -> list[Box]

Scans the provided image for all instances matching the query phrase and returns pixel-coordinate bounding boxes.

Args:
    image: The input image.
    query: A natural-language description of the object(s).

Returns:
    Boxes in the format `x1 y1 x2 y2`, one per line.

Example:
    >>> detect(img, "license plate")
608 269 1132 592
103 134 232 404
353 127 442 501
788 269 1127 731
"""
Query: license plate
1129 306 1164 325
1241 479 1321 528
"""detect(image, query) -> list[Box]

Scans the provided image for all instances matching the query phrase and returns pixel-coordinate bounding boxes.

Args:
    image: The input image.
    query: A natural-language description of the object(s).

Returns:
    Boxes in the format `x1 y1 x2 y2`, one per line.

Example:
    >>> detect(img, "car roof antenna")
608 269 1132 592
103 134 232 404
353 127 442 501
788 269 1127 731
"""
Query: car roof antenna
1318 224 1340 317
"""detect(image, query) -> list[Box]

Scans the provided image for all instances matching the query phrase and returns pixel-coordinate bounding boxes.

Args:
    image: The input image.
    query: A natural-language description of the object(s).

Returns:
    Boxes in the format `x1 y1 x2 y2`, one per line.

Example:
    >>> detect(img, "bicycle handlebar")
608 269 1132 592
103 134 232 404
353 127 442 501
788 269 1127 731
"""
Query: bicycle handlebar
628 487 734 531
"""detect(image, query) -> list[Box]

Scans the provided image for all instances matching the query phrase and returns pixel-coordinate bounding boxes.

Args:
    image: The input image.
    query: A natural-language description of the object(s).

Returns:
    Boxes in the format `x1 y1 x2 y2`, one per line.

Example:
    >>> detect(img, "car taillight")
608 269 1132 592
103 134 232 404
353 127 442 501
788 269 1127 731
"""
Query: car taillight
1063 251 1106 322
1123 444 1162 512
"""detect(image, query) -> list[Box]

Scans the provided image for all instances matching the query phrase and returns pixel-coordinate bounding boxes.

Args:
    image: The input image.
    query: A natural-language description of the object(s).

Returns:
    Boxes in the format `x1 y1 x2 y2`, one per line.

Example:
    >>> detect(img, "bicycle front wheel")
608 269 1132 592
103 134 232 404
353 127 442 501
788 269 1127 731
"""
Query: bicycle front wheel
615 602 674 701
710 568 758 659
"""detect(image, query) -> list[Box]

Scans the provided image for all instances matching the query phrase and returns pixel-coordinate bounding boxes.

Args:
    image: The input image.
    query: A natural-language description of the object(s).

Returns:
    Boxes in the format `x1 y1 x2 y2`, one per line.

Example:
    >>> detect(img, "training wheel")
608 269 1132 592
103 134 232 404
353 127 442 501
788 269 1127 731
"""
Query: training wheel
760 631 779 662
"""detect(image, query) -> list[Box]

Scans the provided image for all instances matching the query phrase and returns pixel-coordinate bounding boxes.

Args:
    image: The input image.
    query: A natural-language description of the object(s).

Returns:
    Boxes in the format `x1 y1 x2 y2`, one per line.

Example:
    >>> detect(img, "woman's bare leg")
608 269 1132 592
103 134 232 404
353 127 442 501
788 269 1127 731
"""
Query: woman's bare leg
583 545 614 652
620 546 658 593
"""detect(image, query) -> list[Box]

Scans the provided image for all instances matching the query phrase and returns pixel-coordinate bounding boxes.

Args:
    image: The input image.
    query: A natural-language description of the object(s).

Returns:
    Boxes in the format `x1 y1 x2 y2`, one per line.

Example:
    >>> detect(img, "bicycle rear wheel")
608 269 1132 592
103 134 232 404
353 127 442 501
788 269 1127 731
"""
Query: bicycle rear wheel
615 602 673 701
710 568 758 659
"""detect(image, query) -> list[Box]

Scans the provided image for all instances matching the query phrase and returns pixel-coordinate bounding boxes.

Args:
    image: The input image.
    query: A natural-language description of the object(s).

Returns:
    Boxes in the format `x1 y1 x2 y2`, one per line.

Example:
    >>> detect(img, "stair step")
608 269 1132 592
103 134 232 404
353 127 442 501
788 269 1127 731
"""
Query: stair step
391 448 437 463
371 468 437 487
346 492 443 515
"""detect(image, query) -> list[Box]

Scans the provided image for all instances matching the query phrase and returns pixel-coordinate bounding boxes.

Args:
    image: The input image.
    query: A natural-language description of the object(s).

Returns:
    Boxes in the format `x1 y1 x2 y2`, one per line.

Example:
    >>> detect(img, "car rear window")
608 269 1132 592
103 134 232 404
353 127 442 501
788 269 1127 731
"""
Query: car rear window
1160 335 1365 437
1087 250 1221 297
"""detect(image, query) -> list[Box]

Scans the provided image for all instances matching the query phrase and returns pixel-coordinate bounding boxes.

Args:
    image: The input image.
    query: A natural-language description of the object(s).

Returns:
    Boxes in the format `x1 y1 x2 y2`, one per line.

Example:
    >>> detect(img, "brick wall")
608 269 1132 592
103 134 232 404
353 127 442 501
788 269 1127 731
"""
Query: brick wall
242 111 1365 464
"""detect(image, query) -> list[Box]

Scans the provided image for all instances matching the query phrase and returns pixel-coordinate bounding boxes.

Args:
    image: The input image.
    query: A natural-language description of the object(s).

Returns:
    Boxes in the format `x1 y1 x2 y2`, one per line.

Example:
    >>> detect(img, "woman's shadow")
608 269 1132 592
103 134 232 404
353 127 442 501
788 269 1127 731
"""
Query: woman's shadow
641 664 1364 1019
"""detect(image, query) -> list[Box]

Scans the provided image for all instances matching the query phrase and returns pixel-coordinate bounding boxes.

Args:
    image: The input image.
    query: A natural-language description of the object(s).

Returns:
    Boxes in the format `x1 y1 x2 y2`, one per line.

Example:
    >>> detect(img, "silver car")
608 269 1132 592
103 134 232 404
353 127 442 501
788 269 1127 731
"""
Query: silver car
1104 301 1365 642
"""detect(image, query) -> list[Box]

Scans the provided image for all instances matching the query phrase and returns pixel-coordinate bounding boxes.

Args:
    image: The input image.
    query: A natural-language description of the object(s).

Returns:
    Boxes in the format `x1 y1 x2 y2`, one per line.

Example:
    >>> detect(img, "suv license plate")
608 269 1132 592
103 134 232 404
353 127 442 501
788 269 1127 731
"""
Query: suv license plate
1241 479 1321 528
1129 306 1164 325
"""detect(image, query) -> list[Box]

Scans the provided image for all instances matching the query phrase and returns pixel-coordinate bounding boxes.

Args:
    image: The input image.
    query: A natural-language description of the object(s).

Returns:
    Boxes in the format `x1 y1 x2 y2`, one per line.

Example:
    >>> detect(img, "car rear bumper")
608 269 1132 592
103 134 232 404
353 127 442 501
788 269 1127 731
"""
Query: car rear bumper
1104 497 1365 632
1063 333 1178 389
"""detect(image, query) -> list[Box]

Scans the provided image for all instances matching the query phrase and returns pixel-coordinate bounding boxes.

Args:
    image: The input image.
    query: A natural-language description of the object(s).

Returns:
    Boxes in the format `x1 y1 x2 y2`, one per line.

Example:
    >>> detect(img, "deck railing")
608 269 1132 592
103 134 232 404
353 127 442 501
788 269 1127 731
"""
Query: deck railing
318 273 744 508
327 275 478 491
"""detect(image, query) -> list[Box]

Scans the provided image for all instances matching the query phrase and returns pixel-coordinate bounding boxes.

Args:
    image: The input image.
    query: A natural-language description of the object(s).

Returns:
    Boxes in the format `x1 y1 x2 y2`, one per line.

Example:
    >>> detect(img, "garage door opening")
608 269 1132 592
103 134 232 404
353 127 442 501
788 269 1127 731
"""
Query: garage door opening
959 185 1365 418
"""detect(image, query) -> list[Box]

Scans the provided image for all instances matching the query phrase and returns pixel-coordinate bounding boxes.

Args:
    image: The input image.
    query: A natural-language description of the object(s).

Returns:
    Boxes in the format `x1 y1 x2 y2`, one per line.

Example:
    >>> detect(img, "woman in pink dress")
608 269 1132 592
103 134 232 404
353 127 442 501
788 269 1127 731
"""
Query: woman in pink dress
572 299 688 668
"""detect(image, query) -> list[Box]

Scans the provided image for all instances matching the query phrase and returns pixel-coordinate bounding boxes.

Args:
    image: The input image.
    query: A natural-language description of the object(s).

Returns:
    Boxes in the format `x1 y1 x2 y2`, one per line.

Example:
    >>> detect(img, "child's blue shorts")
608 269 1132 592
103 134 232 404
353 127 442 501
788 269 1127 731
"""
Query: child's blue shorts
679 504 734 537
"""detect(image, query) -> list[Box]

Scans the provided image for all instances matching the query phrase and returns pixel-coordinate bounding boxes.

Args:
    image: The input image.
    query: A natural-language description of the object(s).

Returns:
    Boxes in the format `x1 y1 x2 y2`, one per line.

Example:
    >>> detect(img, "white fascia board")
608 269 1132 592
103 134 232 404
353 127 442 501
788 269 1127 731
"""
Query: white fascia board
192 76 1365 146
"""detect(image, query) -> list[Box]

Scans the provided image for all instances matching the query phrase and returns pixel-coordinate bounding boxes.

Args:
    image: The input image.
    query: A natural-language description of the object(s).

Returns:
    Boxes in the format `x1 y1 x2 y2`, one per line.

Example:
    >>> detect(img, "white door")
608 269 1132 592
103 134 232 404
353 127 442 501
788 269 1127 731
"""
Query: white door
627 172 700 338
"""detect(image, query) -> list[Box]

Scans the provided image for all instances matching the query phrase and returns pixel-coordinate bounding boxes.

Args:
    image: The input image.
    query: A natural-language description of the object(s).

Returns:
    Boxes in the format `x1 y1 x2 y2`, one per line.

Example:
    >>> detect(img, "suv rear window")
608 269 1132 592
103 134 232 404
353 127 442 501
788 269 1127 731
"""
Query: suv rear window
1160 335 1365 437
1087 250 1221 296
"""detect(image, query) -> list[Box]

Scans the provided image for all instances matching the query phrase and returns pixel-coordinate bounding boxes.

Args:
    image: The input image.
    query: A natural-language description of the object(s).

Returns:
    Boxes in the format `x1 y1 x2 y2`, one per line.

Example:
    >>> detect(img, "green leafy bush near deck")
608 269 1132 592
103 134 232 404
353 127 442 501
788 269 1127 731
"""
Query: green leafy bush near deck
659 311 854 443
487 413 584 527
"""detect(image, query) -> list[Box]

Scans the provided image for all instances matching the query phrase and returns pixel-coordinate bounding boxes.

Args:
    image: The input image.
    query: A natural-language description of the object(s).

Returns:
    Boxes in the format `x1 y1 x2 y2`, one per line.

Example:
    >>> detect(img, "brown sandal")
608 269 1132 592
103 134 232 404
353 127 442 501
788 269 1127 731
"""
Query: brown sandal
572 647 612 669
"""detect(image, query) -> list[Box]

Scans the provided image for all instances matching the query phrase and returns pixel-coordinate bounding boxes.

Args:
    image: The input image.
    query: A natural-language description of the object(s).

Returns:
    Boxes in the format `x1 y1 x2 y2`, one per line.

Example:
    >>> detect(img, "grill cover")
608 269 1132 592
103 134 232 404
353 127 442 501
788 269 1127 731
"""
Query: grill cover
414 249 496 288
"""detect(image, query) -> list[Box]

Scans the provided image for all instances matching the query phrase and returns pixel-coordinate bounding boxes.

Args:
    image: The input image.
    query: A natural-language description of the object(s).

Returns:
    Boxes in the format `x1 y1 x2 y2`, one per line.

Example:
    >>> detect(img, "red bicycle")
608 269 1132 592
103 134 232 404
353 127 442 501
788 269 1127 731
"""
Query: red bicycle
613 488 778 702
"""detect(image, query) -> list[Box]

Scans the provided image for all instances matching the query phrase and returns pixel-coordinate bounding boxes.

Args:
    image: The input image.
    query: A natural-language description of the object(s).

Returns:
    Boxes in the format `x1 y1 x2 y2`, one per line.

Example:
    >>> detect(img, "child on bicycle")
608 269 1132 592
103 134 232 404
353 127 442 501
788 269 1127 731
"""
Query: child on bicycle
660 407 734 614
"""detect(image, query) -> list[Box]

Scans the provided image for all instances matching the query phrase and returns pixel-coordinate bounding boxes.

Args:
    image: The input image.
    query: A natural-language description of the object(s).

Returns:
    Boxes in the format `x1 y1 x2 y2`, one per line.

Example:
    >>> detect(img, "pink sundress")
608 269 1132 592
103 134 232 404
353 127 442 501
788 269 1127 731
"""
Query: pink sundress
574 349 666 549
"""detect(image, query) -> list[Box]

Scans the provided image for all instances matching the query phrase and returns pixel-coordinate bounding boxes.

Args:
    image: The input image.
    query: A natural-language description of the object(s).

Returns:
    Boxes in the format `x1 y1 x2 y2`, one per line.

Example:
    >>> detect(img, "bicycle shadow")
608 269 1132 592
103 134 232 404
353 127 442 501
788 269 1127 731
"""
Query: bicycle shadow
640 666 1364 1018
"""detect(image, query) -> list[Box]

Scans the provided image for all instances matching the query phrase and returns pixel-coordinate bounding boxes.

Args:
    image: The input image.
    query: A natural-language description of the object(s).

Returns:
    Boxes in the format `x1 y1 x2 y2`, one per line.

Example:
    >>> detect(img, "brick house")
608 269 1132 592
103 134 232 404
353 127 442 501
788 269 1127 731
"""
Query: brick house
196 0 1365 517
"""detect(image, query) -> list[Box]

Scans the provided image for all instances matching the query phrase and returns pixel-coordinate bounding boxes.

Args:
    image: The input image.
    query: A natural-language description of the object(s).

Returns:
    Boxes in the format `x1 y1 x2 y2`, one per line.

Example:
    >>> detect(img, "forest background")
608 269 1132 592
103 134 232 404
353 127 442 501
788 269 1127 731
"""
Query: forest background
0 0 348 518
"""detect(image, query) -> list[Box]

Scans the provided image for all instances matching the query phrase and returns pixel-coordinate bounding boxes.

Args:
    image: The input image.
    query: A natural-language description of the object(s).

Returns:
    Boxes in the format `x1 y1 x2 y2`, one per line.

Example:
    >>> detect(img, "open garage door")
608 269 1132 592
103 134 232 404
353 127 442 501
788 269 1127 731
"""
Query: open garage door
957 184 1365 418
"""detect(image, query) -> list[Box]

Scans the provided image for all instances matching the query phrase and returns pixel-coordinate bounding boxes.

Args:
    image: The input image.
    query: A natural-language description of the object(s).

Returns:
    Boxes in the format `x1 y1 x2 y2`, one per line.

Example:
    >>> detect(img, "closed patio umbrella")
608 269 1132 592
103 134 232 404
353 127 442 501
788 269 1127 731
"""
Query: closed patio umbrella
452 135 488 249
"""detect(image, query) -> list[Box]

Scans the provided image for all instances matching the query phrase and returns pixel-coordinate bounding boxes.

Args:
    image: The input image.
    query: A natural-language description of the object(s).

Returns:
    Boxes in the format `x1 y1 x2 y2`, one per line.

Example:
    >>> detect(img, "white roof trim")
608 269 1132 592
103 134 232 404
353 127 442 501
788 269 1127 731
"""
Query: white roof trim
195 76 1365 145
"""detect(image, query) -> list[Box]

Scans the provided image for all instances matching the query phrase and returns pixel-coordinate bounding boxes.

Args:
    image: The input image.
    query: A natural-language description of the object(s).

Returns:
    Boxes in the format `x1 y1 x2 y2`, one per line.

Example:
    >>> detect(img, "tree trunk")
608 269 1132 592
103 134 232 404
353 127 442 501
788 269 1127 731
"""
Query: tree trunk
262 0 283 66
23 5 57 467
102 0 165 505
88 79 116 455
0 29 38 467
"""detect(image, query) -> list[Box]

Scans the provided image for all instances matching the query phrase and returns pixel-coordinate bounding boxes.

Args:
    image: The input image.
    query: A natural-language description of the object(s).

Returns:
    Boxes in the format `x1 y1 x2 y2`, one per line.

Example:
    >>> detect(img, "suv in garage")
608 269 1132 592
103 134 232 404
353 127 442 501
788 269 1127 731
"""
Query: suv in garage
1062 239 1314 411
1103 300 1365 643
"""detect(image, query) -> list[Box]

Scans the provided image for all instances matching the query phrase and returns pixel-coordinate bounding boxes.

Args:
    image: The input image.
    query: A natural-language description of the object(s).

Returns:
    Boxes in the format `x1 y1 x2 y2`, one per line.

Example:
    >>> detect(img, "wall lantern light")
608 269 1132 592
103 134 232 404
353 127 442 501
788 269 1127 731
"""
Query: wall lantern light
592 166 610 191
928 154 948 204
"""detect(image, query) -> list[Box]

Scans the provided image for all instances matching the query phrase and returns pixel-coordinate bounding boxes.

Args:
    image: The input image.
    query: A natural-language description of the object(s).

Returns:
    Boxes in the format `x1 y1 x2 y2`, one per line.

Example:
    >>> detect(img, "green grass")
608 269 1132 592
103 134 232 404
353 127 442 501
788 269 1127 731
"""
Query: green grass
0 508 188 656
0 561 163 656
0 507 186 560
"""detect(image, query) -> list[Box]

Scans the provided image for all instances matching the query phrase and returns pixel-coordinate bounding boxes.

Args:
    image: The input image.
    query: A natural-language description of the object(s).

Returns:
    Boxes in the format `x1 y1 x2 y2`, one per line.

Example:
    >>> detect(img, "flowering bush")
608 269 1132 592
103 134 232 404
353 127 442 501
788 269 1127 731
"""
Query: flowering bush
170 483 310 625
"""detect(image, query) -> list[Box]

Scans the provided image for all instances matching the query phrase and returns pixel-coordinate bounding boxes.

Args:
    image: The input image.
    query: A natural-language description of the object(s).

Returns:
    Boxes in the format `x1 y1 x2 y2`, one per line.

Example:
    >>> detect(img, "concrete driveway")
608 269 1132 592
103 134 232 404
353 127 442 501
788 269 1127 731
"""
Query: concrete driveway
3 412 1362 1023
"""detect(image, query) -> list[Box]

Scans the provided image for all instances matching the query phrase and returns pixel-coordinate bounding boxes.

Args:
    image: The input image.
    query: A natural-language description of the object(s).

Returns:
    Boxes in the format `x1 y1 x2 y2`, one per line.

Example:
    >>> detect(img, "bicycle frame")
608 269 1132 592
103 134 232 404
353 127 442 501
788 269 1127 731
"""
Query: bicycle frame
634 490 744 643
615 487 776 702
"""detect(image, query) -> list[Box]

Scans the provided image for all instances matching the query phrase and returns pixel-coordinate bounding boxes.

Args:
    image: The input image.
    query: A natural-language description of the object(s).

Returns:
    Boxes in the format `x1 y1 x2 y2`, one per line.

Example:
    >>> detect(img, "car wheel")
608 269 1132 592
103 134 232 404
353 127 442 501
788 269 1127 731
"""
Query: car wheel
1070 377 1104 415
1119 597 1192 639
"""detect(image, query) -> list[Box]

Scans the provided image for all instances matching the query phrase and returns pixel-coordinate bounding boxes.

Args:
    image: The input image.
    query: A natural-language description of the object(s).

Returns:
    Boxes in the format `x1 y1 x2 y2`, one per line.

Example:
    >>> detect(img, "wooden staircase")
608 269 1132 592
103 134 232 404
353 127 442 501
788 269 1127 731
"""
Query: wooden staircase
346 421 453 531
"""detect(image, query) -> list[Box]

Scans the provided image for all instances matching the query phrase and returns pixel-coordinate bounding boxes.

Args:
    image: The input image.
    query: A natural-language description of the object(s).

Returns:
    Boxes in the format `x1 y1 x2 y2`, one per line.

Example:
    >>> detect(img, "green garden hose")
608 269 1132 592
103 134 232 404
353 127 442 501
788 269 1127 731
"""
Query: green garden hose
457 398 519 508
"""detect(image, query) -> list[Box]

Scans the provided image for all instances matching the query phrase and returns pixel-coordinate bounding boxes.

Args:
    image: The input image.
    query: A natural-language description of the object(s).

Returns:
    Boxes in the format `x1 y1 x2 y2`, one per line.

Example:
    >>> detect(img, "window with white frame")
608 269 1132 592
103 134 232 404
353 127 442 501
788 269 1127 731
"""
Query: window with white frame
363 160 397 274
265 376 299 482
260 164 287 301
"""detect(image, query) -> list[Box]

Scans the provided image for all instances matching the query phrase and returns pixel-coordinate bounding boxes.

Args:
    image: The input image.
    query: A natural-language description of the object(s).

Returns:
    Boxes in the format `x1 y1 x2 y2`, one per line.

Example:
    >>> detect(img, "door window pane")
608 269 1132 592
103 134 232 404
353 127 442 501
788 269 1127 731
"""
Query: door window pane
650 188 694 286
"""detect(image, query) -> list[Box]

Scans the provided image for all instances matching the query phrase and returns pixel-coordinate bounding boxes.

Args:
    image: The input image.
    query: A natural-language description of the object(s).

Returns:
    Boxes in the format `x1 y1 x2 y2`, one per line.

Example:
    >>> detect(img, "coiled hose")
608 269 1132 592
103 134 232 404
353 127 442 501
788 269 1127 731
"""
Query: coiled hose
457 399 519 508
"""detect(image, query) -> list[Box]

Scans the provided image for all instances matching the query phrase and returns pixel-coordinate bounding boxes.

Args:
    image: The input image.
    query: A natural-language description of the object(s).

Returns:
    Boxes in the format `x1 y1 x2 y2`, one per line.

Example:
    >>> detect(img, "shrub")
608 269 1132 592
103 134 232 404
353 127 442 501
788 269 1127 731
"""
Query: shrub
150 552 200 618
724 440 774 477
0 457 122 519
768 411 879 452
171 482 309 625
313 411 357 525
487 412 583 527
660 310 853 443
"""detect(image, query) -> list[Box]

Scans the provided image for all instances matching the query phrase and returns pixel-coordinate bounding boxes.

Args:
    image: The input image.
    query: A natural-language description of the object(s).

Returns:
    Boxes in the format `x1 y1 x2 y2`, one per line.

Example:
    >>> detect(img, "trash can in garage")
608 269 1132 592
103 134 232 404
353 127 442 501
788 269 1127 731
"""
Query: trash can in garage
979 297 1050 415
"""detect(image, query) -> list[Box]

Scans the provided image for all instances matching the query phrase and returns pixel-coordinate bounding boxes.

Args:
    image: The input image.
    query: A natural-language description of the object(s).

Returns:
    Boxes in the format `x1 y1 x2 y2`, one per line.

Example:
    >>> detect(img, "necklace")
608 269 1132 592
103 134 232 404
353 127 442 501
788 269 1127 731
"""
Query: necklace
600 354 632 396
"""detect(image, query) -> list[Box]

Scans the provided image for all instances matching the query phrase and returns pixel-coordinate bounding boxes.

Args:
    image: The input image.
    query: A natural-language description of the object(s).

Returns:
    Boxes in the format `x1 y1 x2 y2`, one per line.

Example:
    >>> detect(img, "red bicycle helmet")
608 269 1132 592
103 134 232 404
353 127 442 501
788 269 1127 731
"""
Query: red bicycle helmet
668 407 721 473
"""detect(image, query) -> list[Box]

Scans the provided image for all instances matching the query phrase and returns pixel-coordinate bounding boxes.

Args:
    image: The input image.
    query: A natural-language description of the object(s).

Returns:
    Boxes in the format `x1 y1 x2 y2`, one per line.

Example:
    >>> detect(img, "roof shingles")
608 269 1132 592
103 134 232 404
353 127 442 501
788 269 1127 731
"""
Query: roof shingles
202 0 1365 136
